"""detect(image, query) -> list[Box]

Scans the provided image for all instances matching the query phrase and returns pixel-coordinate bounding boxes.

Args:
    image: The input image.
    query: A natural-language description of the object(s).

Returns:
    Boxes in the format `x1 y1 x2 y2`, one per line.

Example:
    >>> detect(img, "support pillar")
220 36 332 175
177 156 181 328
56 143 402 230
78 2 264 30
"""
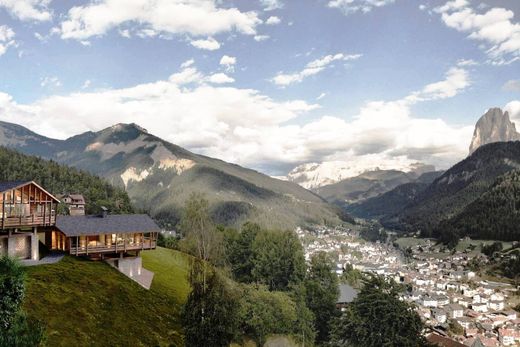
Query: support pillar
7 230 15 258
31 227 39 260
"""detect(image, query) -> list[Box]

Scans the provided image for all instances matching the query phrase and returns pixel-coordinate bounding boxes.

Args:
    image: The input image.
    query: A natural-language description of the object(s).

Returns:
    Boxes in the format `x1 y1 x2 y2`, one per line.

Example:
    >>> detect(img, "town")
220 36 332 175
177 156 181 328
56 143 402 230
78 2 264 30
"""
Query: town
296 226 520 347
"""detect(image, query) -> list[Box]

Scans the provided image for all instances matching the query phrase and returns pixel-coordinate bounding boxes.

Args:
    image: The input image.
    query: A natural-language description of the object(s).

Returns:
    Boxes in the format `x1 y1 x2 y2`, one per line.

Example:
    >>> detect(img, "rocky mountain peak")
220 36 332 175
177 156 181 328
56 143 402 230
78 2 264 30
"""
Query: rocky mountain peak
469 108 520 154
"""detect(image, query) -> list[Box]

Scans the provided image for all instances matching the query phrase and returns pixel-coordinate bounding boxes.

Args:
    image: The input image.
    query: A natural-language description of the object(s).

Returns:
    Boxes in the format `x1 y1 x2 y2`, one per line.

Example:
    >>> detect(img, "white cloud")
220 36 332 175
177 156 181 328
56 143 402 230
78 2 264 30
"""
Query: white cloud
503 80 520 92
0 63 475 174
265 16 281 25
260 0 283 11
254 34 270 42
506 100 520 123
57 0 261 41
220 55 237 72
435 0 520 64
181 59 195 69
40 76 62 88
207 73 235 84
272 53 362 86
190 37 221 51
0 0 51 21
0 25 16 56
328 0 396 15
317 92 327 100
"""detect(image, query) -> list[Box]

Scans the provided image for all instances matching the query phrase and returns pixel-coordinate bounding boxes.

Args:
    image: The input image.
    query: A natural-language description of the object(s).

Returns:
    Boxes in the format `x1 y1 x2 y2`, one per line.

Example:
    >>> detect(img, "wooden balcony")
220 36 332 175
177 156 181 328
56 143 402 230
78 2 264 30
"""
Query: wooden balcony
69 240 157 255
1 213 56 228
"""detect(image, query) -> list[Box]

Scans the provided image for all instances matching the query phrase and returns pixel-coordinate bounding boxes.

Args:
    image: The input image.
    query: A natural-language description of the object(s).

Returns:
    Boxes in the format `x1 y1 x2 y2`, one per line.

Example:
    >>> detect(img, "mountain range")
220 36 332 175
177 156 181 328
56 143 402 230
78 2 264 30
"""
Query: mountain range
345 108 520 241
0 121 340 229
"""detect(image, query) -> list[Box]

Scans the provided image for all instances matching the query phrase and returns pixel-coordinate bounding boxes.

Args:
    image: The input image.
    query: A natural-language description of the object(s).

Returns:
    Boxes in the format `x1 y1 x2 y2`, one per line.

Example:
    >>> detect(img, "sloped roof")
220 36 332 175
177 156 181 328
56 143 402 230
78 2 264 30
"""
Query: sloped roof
56 214 160 237
0 181 31 193
0 180 60 202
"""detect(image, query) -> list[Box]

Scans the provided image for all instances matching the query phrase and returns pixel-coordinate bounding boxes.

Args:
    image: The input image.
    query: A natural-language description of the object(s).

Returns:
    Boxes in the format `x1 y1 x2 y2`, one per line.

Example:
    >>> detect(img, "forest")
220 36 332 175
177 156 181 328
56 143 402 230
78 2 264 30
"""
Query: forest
0 146 133 214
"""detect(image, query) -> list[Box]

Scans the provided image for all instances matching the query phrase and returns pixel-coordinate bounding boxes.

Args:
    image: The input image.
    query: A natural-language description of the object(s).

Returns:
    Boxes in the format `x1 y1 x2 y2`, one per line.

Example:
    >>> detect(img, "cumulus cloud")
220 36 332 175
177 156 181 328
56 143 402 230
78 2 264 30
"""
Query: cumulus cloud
272 53 362 86
0 62 476 174
57 0 261 41
190 37 221 50
207 73 234 84
265 16 281 25
0 0 51 21
506 101 520 123
220 55 237 72
328 0 396 15
435 0 520 64
0 25 16 56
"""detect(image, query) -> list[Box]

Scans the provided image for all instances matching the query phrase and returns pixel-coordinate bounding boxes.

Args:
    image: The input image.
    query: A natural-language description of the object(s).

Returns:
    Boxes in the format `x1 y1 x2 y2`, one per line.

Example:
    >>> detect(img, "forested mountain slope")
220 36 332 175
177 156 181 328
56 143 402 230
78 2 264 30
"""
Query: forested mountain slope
388 141 520 234
0 146 132 214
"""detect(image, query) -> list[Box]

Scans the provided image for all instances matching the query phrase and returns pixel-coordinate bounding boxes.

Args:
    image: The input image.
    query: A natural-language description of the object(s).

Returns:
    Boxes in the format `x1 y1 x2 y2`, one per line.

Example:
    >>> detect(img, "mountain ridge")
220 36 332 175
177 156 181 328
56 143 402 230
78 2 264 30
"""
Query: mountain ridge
0 121 339 229
469 107 520 154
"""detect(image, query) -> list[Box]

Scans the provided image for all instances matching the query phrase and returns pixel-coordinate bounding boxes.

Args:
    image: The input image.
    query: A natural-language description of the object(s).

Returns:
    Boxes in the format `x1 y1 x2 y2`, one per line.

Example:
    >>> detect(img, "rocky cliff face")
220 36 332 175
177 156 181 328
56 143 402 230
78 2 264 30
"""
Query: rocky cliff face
469 108 520 154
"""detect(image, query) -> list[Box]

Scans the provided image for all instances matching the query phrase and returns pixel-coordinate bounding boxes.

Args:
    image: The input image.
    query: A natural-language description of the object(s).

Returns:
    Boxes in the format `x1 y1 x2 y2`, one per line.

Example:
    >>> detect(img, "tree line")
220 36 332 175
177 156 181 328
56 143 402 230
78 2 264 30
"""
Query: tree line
171 193 430 347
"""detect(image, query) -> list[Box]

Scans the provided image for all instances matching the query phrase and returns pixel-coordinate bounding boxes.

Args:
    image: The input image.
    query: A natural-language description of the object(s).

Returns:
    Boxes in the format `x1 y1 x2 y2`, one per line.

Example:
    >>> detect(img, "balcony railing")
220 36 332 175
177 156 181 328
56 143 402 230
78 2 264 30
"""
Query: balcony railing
0 213 56 228
69 240 157 255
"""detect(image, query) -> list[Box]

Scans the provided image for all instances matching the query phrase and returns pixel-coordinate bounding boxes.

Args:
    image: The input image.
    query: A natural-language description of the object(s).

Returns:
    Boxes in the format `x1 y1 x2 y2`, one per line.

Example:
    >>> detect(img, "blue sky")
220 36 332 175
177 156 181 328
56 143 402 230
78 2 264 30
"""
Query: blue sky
0 0 519 176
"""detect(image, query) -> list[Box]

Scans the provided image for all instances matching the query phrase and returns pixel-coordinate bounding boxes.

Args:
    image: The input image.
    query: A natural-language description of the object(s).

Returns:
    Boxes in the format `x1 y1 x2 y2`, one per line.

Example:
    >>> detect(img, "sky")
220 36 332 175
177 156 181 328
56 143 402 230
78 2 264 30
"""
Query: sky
0 0 519 176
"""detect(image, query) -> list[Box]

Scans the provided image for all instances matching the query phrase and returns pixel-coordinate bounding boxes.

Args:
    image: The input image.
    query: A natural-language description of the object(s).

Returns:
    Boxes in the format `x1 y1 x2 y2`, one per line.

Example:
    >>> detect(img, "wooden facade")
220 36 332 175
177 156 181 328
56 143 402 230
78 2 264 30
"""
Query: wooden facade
0 181 59 260
47 230 158 255
0 181 58 229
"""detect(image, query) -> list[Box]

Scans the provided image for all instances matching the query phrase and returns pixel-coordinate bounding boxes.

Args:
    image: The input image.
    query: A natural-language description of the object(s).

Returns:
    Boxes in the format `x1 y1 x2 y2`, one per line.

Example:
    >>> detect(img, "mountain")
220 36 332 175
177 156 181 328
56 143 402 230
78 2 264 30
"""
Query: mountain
438 169 520 241
283 160 433 190
388 141 520 234
314 168 435 206
346 171 443 220
0 121 340 229
468 108 520 154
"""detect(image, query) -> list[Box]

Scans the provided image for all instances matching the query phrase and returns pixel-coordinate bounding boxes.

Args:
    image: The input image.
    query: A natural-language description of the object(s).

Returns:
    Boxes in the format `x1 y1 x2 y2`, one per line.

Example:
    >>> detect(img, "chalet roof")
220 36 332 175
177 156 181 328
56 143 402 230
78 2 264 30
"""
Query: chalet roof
0 180 29 192
0 180 60 202
56 214 160 237
60 194 86 204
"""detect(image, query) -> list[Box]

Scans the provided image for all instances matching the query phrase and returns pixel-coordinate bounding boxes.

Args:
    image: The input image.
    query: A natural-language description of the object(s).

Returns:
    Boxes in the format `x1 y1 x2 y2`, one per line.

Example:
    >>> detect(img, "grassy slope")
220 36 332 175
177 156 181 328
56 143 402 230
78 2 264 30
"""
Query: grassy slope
24 248 190 347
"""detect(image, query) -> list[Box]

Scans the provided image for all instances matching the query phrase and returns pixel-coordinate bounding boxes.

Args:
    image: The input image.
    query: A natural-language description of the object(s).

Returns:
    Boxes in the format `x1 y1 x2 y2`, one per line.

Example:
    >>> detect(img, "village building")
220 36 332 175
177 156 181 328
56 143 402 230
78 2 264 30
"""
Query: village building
58 193 86 216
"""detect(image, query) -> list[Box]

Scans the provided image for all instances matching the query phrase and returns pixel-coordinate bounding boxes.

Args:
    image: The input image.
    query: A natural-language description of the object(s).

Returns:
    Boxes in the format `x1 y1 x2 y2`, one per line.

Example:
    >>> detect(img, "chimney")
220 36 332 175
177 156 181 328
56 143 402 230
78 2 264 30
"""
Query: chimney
100 206 108 218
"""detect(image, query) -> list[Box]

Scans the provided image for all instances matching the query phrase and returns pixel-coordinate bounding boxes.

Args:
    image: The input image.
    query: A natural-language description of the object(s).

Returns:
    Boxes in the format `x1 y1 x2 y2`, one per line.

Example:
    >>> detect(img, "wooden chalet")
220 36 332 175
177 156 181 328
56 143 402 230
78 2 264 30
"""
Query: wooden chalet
52 214 159 257
0 180 159 261
0 181 59 260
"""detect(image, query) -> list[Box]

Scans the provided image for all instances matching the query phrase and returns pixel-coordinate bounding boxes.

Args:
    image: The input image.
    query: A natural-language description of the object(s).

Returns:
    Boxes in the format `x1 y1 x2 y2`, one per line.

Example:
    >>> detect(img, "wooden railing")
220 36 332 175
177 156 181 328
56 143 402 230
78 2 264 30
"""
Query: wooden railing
69 240 157 255
0 213 56 228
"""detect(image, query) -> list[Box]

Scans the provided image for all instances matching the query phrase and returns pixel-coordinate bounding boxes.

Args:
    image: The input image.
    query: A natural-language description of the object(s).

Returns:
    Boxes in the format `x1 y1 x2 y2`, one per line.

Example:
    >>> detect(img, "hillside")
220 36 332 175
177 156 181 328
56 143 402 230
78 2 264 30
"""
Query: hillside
315 169 417 205
389 141 520 233
24 248 190 346
346 171 443 219
438 169 520 241
0 121 340 229
0 146 132 214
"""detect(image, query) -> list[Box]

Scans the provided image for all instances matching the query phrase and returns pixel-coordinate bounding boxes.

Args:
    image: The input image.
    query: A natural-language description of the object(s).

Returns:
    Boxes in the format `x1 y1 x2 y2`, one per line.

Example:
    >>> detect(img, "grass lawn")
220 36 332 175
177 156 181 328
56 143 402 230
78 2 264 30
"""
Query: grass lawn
24 247 191 347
